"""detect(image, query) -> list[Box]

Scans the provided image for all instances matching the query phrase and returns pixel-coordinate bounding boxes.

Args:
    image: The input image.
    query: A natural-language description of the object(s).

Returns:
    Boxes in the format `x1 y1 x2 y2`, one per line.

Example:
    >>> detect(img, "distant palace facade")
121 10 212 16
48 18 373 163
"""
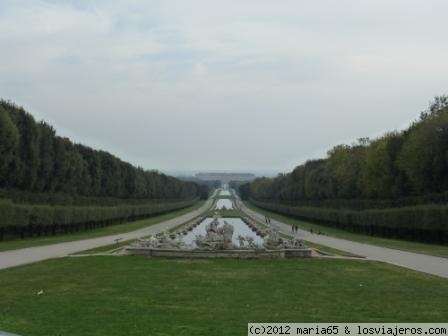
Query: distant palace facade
195 173 256 183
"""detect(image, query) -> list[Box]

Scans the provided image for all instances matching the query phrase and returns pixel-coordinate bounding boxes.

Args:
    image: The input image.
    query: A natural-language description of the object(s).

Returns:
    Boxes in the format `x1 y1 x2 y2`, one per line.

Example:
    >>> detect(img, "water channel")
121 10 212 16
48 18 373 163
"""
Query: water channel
182 217 263 246
214 198 234 210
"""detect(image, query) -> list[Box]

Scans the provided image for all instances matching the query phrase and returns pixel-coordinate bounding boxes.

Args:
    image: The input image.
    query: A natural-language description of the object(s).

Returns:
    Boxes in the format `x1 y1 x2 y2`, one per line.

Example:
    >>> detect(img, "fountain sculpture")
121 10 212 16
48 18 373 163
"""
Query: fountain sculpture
126 215 312 258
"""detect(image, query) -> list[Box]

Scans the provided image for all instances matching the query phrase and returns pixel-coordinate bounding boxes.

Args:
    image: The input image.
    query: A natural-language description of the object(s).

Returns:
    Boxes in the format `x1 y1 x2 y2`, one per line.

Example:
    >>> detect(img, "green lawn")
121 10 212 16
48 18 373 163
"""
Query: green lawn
0 201 205 252
0 257 447 336
245 201 448 258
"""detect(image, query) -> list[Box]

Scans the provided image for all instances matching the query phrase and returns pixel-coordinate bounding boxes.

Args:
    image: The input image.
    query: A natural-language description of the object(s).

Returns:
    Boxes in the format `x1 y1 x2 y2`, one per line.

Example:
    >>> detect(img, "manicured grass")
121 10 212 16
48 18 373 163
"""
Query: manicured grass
0 257 447 336
0 201 205 252
245 201 448 258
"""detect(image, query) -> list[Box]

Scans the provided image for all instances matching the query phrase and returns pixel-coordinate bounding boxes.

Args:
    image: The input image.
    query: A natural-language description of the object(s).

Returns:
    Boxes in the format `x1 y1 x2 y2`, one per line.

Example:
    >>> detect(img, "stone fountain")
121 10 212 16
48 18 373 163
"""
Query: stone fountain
126 215 312 259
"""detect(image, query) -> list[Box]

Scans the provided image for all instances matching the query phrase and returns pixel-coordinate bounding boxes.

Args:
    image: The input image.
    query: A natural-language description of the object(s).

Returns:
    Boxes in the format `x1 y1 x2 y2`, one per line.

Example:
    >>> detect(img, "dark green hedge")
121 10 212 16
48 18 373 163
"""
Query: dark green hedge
251 199 448 245
0 188 191 207
0 198 197 240
256 191 448 211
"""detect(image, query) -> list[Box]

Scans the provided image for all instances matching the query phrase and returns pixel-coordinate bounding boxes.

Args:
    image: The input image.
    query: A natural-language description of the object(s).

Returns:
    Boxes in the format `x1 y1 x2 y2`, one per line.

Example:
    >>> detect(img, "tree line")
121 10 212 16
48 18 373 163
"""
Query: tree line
0 100 201 202
241 96 448 244
247 96 448 205
251 199 448 244
0 198 196 240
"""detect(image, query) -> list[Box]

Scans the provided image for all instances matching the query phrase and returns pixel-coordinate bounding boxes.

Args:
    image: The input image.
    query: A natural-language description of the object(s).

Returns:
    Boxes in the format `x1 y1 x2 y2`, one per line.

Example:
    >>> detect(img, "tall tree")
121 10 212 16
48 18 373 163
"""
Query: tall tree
0 106 19 186
398 106 448 193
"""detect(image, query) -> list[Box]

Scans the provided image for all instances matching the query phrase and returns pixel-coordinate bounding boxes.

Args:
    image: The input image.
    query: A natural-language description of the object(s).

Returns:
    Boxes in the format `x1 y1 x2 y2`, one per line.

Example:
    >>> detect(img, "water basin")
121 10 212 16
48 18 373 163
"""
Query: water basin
219 189 232 196
214 199 234 210
182 217 263 247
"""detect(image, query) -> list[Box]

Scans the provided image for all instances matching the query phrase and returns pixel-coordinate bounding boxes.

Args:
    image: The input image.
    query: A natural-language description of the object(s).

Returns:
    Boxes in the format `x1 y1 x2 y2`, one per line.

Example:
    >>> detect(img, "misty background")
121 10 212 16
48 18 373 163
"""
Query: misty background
1 0 448 175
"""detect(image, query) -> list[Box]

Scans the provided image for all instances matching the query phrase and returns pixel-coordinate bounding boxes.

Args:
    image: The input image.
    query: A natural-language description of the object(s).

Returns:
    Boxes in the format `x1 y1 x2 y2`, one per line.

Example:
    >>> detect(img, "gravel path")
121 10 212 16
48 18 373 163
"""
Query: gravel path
236 197 448 279
0 199 213 271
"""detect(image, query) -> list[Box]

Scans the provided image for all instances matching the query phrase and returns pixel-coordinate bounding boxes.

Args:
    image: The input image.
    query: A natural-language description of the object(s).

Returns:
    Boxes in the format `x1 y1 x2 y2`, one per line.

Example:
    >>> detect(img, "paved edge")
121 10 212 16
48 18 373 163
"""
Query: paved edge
235 194 448 279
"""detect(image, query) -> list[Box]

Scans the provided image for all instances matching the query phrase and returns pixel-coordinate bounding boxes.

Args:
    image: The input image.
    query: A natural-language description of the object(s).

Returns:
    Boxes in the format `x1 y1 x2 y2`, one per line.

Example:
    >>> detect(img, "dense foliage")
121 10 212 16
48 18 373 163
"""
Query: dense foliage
243 97 448 244
251 199 448 244
178 177 221 200
0 100 200 201
0 100 205 240
0 198 196 240
248 96 448 205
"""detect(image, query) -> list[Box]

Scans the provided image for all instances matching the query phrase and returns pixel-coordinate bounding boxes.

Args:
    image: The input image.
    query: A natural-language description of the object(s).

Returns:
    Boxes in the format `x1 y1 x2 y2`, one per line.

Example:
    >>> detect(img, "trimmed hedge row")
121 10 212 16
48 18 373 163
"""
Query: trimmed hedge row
0 188 190 207
0 198 197 240
261 191 448 211
251 199 448 245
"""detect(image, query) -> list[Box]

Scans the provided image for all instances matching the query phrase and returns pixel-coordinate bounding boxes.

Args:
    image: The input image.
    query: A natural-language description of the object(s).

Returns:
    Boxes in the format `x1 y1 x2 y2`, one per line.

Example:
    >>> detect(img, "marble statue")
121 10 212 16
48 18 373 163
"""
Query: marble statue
134 233 186 249
194 217 235 250
237 235 246 248
262 228 305 250
245 236 258 249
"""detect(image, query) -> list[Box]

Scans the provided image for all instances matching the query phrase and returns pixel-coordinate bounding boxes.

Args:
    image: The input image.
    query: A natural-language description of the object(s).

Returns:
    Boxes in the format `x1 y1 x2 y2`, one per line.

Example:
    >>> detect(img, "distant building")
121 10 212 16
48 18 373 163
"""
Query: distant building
195 173 256 183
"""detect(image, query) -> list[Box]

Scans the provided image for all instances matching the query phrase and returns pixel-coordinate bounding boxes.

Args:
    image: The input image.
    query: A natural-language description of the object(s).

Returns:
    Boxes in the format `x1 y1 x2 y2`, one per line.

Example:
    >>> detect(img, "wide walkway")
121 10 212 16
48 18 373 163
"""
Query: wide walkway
0 199 213 271
236 197 448 279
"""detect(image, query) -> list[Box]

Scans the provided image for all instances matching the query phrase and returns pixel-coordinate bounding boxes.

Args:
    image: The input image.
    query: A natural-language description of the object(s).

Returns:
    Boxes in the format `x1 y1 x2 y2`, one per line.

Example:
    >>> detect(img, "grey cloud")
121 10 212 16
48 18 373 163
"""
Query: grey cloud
1 0 448 173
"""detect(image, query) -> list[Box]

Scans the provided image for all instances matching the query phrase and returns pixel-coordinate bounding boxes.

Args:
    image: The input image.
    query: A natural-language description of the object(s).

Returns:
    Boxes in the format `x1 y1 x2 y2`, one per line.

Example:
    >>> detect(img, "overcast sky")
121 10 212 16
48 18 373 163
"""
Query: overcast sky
1 1 448 175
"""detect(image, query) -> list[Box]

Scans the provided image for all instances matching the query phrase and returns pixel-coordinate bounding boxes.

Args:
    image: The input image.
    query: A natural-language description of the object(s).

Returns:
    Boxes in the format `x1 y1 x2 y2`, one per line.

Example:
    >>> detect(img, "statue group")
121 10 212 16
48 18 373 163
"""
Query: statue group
194 217 234 250
136 232 186 250
134 215 304 251
262 229 304 250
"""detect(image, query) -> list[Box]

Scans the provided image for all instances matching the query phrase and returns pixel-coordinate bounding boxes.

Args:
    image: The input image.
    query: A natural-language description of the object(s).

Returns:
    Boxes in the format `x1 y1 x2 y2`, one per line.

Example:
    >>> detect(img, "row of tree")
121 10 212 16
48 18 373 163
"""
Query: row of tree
251 199 448 244
247 96 448 206
0 198 196 240
0 100 201 201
